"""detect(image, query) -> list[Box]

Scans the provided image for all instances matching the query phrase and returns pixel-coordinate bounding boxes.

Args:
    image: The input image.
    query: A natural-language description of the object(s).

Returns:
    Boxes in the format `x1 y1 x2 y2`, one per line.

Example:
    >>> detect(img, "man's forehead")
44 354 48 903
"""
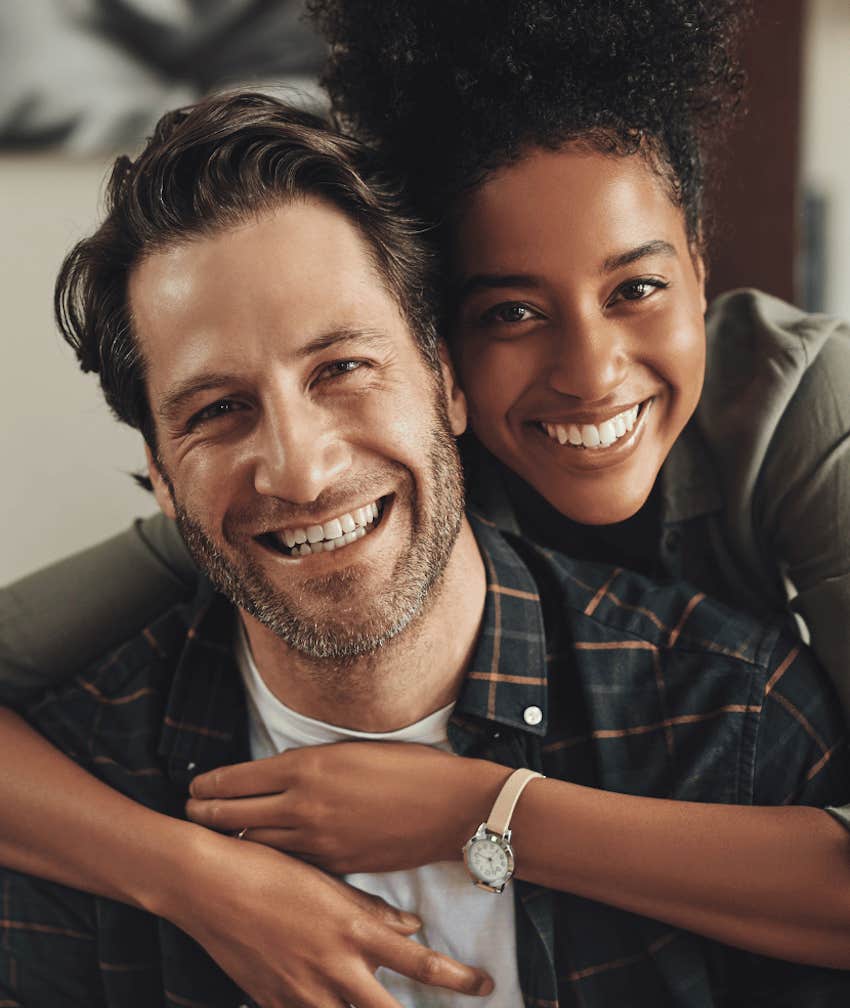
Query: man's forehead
128 200 413 385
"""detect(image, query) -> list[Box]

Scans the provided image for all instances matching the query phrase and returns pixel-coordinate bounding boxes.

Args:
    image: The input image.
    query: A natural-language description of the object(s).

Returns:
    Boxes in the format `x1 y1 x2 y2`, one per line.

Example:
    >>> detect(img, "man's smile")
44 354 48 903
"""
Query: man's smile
256 495 390 559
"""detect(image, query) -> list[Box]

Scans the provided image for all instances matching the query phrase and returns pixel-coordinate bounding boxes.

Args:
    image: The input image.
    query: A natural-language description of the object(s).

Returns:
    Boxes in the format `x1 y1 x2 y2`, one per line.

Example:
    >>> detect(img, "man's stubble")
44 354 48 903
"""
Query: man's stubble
168 394 465 667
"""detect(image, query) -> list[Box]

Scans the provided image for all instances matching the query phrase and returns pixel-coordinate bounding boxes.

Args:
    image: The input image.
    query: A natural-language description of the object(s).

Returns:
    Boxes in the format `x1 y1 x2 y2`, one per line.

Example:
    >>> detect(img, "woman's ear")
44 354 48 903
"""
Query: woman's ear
144 444 177 519
690 242 707 314
436 339 468 436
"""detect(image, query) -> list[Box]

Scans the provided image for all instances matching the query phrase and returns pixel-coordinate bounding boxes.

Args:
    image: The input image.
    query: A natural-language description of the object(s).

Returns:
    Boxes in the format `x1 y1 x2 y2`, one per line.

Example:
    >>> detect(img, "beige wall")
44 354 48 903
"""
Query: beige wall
802 0 850 319
0 156 156 585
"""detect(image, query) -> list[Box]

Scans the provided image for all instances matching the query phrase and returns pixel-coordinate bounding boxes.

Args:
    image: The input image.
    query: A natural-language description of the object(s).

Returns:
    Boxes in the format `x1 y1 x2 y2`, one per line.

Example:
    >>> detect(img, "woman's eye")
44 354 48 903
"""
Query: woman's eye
480 302 541 325
610 278 669 305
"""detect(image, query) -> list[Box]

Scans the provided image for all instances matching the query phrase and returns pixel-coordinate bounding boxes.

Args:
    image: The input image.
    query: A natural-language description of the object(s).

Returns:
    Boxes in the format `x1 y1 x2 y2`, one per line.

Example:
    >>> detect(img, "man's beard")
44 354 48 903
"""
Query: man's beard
170 404 464 662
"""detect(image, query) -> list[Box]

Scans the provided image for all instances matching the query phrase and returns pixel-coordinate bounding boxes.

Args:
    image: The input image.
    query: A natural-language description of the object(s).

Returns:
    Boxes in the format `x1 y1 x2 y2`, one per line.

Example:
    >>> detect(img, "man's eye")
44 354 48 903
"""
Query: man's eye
480 302 541 325
609 278 669 306
189 399 243 427
319 359 364 380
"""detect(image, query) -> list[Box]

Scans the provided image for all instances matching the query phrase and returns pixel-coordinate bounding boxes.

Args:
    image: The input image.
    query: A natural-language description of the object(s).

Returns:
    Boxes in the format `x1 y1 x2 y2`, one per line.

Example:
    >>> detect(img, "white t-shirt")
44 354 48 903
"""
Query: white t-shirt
236 627 523 1007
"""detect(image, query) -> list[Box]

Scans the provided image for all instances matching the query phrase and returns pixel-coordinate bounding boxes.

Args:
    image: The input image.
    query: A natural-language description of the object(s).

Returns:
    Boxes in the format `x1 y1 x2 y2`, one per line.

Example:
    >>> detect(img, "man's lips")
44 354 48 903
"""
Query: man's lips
534 398 654 449
256 495 389 558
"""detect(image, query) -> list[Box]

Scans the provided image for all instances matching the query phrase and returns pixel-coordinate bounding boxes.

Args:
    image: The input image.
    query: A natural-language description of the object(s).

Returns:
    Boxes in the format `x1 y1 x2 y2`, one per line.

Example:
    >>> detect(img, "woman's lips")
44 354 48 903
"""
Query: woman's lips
536 398 654 449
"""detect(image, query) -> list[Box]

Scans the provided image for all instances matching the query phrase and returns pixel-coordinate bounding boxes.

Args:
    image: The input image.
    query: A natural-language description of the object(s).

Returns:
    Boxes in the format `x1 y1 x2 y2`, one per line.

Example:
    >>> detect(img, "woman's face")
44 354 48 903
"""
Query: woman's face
452 146 706 525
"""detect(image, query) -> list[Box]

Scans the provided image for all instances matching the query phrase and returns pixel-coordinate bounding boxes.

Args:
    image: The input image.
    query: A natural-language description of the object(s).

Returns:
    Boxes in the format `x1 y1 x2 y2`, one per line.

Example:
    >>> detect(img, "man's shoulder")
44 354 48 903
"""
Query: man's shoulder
482 519 781 671
475 522 847 807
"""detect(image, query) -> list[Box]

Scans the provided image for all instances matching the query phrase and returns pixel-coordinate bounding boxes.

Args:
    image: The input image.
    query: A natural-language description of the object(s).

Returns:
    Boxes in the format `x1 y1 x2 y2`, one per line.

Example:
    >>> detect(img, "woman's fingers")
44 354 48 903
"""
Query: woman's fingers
190 752 292 799
185 792 292 832
327 880 422 936
368 927 494 998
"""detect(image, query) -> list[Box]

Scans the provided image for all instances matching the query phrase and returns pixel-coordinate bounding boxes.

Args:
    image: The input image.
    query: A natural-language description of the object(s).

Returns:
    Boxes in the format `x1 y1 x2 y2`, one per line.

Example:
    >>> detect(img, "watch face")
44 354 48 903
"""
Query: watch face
467 836 511 885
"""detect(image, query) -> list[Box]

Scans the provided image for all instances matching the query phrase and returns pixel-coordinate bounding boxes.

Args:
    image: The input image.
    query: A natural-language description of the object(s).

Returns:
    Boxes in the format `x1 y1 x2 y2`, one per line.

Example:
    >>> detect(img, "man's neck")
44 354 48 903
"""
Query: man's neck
240 519 486 732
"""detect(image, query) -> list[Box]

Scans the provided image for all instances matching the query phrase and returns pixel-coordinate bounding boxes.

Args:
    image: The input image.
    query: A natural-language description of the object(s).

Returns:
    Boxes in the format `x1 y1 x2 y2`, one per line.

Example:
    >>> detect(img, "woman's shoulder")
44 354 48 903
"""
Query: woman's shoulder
697 289 850 489
704 288 849 412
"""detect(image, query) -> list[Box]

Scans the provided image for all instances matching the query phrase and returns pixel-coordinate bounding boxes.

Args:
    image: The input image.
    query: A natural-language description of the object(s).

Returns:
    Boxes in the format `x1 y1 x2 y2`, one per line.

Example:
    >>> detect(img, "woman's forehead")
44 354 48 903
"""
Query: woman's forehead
452 146 687 275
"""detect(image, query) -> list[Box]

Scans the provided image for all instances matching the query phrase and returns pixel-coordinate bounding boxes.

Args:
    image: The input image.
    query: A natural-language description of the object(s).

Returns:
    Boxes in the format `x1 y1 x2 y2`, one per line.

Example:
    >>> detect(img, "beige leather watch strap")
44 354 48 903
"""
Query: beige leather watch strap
485 767 544 836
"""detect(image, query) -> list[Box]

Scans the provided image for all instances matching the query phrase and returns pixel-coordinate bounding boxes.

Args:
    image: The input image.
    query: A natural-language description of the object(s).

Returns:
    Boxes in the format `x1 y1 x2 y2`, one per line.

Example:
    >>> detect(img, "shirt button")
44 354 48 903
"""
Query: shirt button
523 706 543 726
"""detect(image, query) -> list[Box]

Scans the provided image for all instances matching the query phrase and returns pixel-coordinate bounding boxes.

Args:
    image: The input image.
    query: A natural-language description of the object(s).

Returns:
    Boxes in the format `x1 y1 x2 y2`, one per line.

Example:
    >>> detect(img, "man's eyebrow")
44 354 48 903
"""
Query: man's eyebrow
157 375 237 422
157 329 393 421
602 240 677 273
296 327 392 358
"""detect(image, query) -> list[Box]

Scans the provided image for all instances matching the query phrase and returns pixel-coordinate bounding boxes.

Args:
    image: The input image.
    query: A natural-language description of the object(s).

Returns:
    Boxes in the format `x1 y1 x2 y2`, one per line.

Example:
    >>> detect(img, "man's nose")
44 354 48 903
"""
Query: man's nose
545 314 628 402
252 392 352 504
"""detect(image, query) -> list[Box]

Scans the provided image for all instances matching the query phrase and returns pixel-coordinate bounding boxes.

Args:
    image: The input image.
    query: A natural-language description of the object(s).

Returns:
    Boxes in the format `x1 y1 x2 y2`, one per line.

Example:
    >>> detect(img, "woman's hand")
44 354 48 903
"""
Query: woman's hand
186 741 512 873
162 828 494 1008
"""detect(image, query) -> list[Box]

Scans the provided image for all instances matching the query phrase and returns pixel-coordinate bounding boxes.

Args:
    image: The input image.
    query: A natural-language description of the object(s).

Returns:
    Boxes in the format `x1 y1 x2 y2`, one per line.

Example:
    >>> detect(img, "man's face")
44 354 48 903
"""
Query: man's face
131 199 467 659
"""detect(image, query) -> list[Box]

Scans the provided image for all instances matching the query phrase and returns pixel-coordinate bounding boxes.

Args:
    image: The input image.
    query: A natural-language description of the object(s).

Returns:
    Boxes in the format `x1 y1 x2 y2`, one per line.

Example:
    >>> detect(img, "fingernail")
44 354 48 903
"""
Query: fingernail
477 976 494 996
400 912 422 929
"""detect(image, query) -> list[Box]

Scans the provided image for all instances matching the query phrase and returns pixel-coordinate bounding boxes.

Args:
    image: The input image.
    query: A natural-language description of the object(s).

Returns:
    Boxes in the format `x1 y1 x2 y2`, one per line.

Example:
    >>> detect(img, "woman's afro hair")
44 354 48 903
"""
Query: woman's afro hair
307 0 751 245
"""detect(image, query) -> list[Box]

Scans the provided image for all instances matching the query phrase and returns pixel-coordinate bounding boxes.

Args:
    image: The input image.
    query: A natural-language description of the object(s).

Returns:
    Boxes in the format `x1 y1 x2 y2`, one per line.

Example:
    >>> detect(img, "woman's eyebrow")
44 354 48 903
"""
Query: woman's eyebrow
454 273 544 305
602 240 677 273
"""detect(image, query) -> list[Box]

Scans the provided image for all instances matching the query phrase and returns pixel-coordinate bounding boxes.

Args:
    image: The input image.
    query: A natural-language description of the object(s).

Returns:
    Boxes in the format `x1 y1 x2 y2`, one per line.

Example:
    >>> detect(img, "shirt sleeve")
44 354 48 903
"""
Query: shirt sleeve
751 630 850 811
0 514 196 705
755 314 850 725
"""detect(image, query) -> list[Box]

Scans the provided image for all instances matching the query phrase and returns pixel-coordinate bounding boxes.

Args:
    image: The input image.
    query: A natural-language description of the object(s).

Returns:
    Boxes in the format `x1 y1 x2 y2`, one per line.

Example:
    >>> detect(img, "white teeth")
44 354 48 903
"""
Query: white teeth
273 498 384 558
540 400 650 450
581 424 601 448
323 518 343 540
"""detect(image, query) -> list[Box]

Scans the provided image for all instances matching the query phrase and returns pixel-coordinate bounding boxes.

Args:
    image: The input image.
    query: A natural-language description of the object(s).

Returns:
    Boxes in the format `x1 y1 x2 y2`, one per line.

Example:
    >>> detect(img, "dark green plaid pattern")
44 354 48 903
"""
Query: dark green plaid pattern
2 514 848 1007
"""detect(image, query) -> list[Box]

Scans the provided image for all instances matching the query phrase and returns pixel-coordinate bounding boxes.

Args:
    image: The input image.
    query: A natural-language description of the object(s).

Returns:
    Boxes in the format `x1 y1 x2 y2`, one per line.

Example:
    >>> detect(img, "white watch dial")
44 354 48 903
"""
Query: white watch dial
468 837 510 884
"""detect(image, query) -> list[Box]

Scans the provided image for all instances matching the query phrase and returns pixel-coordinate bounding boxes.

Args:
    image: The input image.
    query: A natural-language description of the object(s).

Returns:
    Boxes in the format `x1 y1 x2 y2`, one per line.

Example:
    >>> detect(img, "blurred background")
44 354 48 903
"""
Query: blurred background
1 0 848 585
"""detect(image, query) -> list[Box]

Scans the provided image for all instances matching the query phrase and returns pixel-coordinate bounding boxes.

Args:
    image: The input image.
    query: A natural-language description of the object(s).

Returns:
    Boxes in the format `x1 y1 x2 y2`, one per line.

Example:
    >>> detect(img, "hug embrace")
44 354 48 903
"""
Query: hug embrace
2 2 850 1006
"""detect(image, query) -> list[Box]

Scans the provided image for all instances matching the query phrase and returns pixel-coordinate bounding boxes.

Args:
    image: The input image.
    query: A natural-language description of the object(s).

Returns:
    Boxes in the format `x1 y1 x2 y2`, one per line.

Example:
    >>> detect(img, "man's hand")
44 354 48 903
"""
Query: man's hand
161 829 494 1008
186 742 511 873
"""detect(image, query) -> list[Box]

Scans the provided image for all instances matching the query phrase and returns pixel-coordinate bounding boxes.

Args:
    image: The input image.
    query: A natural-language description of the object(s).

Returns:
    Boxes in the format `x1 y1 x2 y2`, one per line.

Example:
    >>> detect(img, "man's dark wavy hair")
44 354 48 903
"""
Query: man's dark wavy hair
308 0 751 250
55 91 441 450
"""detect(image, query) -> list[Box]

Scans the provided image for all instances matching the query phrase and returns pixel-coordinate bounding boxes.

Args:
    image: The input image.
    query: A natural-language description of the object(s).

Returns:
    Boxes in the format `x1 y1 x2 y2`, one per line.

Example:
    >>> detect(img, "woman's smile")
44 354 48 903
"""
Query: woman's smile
453 145 706 525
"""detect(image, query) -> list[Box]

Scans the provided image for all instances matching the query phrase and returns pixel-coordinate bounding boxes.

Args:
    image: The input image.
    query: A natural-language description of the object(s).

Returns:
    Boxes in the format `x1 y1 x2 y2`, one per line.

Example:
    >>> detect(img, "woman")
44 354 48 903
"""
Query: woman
2 0 850 1000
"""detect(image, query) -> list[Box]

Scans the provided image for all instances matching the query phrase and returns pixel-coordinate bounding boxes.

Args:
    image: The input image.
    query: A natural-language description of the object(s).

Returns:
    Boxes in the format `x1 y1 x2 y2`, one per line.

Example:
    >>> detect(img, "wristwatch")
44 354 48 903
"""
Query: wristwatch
463 767 544 893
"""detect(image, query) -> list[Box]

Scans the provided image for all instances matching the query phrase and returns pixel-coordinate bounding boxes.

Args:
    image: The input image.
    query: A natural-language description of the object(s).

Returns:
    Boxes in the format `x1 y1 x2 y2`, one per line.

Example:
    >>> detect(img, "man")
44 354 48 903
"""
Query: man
1 92 848 1008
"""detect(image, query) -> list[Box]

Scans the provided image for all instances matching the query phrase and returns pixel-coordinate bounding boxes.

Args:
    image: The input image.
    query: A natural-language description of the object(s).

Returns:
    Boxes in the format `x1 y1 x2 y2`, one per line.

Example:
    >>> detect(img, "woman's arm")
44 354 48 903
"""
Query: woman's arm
0 708 493 1006
0 514 194 702
187 739 850 969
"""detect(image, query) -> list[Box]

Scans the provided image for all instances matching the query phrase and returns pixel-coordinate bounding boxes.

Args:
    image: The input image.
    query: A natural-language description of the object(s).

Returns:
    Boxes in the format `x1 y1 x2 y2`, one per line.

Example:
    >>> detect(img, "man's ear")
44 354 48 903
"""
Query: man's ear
437 339 468 436
144 444 177 519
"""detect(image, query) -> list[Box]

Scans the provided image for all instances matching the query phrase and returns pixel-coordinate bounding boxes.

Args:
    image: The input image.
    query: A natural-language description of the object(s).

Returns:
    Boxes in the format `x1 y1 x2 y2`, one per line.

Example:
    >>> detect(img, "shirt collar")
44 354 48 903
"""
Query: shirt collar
451 512 549 737
157 581 249 789
658 420 724 523
158 512 551 783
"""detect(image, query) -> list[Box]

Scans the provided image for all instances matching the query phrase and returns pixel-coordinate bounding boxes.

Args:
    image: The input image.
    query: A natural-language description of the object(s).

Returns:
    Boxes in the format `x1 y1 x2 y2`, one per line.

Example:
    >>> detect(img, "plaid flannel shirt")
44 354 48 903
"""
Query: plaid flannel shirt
2 514 848 1007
